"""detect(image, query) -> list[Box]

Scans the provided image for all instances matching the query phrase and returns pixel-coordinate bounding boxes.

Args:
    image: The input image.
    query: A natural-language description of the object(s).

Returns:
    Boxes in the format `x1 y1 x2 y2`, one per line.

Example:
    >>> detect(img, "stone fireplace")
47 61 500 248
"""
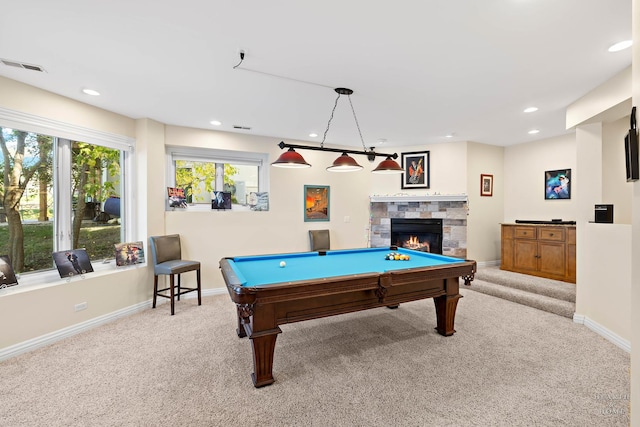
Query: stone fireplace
369 195 468 258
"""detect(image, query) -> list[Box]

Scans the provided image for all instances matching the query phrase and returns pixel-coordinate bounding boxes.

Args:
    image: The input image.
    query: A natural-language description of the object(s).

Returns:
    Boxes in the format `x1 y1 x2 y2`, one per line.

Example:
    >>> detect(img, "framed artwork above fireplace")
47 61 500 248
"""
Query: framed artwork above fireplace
401 151 430 189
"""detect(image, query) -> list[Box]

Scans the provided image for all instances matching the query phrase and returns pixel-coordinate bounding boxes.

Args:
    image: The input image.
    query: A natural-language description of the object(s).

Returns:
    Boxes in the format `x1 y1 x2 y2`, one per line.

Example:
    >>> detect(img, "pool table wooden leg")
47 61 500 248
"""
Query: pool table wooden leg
250 328 282 387
433 294 462 336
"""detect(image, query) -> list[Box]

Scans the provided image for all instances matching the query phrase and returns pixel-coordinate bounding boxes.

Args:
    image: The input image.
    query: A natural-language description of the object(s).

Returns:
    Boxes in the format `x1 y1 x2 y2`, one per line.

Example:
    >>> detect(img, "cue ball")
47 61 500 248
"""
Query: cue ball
280 261 286 267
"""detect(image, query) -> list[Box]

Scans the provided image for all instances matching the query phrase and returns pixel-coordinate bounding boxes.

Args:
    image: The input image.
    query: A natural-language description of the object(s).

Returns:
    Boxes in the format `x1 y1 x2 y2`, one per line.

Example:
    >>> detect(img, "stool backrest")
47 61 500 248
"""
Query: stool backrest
150 234 182 265
309 229 330 251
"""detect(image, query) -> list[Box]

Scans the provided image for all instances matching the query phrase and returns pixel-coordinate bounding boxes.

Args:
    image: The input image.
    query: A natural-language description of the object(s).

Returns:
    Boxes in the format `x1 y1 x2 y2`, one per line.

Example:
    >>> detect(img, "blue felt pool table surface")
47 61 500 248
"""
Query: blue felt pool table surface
226 247 465 287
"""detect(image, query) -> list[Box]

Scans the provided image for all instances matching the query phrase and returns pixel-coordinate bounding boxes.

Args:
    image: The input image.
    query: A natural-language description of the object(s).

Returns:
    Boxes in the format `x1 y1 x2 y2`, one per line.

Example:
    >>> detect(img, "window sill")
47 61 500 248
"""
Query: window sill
0 261 147 297
166 204 267 212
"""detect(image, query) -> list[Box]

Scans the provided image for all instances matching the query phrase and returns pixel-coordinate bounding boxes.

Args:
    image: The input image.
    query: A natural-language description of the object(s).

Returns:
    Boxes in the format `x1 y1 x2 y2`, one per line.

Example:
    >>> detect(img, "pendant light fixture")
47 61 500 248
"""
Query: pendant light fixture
323 88 363 172
271 147 311 168
271 87 404 173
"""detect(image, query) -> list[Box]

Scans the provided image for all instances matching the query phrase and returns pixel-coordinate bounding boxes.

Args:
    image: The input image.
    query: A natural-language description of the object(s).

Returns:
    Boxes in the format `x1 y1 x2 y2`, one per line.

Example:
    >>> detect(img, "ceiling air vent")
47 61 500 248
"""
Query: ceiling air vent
1 58 46 72
233 125 252 130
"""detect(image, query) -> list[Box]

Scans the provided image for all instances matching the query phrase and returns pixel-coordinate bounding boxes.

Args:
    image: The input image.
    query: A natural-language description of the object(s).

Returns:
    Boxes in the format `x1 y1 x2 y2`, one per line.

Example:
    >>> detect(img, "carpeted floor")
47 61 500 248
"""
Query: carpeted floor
0 288 630 426
467 266 576 318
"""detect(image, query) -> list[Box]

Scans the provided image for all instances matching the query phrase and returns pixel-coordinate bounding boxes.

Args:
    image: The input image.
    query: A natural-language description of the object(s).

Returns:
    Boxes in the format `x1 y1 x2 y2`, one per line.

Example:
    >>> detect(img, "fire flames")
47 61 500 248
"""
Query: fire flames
403 235 430 252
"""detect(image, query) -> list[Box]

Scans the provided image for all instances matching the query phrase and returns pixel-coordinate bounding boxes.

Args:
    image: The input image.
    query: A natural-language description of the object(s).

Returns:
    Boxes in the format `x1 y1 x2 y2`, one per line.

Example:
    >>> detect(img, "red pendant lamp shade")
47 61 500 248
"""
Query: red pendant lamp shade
271 147 311 168
326 153 363 172
372 156 404 174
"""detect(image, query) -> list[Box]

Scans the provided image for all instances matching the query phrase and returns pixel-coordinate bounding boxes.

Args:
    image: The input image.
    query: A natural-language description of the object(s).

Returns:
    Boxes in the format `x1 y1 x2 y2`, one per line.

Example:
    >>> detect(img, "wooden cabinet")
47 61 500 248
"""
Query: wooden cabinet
501 224 575 283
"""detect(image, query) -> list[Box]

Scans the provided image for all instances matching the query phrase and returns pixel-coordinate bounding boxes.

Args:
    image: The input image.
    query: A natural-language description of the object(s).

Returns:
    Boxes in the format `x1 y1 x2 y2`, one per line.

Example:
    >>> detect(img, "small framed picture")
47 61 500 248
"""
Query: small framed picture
304 185 330 222
401 151 430 189
481 174 493 197
52 249 94 278
114 241 145 267
545 169 571 200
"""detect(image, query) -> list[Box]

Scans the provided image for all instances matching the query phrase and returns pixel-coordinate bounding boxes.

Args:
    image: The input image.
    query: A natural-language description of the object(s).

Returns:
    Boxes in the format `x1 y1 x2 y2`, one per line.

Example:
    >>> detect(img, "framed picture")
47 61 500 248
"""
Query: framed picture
52 249 94 278
480 174 493 197
401 151 430 189
211 191 232 210
0 255 18 287
545 169 571 200
167 187 187 208
304 185 330 222
114 241 145 267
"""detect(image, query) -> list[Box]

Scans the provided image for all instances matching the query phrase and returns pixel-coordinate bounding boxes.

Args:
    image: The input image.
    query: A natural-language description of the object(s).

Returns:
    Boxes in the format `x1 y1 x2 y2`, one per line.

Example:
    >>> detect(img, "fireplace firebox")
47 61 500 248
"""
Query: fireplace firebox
391 218 443 254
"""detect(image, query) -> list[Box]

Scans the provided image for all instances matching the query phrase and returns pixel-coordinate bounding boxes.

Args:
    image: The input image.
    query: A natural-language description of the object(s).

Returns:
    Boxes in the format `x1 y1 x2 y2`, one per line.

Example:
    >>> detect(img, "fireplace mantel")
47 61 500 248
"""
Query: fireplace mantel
369 194 468 203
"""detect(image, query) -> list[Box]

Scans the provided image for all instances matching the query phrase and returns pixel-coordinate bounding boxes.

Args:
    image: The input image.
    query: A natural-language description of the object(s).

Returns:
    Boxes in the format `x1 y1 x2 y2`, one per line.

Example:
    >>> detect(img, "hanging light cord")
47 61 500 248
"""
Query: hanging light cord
347 94 369 152
320 92 341 148
320 92 370 153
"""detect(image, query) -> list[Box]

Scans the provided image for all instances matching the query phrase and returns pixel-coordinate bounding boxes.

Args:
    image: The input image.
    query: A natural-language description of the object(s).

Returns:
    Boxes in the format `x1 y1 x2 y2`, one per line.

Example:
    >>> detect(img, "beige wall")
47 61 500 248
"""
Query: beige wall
602 116 633 224
631 0 640 423
369 141 469 196
503 133 577 222
466 142 504 262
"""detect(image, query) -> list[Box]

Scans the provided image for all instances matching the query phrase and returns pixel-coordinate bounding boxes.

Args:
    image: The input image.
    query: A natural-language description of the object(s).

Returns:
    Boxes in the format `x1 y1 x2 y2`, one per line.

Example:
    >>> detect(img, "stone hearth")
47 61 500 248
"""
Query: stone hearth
369 196 468 258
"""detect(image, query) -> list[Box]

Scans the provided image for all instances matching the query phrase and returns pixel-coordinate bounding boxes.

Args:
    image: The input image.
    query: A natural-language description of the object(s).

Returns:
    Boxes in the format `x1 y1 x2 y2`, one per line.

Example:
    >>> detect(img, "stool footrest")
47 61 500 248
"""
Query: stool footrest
156 286 198 298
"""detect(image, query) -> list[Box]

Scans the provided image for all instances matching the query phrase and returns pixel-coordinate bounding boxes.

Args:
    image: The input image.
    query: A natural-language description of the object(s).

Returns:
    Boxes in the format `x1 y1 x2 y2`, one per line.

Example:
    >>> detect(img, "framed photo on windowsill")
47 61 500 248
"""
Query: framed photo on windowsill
481 174 493 197
401 151 430 189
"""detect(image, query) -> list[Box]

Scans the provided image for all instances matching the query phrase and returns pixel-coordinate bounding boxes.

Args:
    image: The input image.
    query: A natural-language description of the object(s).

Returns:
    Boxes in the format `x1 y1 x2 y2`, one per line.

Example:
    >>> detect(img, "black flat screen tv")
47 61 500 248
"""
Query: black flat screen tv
625 130 639 181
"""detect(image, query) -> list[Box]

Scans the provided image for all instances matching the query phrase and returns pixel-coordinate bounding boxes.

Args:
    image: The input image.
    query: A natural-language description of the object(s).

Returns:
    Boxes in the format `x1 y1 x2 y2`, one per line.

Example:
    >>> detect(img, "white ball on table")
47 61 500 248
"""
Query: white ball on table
279 261 286 268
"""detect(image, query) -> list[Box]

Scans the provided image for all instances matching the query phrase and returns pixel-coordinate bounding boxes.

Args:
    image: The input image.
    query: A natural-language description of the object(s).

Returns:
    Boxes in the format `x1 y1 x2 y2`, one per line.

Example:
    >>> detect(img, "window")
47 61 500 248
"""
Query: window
167 146 268 211
0 107 134 280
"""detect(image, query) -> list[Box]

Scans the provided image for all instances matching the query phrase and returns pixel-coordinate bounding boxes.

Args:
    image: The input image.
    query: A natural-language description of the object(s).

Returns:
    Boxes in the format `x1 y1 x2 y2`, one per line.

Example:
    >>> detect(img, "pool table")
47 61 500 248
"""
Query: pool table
219 247 476 387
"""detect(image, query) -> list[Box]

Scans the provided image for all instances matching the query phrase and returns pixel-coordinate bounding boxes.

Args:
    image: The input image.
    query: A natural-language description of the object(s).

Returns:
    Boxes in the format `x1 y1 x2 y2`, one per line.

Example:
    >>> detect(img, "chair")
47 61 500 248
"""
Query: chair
309 229 330 251
149 234 201 315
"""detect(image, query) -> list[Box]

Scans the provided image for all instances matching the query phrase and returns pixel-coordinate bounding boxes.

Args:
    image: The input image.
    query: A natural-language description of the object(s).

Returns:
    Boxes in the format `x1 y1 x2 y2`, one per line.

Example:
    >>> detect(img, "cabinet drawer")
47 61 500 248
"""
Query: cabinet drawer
514 227 536 239
538 228 565 241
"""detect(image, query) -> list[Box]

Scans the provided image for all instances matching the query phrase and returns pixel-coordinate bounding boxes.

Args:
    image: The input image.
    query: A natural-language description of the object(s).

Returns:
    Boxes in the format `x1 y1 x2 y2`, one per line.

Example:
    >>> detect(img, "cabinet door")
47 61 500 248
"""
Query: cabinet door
566 227 576 282
538 241 566 277
501 226 514 269
514 240 538 272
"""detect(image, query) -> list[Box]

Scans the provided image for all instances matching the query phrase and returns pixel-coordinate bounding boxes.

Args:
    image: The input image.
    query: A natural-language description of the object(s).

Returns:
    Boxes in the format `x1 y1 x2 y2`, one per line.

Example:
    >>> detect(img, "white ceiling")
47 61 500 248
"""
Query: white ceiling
0 1 633 150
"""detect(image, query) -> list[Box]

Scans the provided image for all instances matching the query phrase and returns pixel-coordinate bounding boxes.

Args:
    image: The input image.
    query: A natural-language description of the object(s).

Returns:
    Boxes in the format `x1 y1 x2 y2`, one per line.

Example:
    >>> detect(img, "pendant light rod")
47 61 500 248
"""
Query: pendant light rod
277 141 398 161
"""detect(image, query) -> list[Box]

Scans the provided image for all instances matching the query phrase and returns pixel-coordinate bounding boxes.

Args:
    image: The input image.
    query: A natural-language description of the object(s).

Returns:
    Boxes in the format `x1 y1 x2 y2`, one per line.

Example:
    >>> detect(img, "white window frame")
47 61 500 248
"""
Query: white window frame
0 107 136 288
166 146 269 211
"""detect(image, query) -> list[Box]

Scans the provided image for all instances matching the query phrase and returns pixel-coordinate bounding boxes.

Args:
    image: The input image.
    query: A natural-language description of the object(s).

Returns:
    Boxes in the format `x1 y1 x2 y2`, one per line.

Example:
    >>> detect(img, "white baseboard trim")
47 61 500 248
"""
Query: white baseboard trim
0 287 226 362
573 314 631 353
477 260 500 268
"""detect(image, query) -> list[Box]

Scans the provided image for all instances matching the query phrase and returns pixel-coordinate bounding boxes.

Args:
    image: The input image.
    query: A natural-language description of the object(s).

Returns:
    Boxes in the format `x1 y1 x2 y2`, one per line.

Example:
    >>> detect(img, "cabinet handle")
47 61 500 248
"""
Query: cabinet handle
549 233 554 236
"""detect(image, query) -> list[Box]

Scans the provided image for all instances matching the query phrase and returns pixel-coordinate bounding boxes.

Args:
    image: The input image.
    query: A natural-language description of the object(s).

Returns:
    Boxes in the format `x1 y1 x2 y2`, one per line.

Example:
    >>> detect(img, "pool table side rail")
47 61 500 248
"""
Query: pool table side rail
220 258 476 308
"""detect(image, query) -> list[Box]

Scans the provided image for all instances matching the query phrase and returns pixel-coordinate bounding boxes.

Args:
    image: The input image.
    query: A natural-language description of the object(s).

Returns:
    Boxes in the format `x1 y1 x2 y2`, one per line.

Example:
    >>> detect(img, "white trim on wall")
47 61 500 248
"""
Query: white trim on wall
573 314 631 353
0 287 226 362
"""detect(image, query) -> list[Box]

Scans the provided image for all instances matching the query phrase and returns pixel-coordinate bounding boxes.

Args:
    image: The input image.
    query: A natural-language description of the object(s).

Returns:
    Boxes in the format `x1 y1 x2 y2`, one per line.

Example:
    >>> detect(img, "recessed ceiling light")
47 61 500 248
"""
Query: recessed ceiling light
82 88 100 96
608 40 632 52
523 107 538 113
528 129 540 135
210 120 222 126
377 138 387 144
445 134 454 138
309 133 318 138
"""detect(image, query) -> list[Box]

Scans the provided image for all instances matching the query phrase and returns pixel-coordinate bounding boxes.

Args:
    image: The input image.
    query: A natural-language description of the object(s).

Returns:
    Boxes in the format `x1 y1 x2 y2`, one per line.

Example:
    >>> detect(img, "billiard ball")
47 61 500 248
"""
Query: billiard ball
280 261 286 267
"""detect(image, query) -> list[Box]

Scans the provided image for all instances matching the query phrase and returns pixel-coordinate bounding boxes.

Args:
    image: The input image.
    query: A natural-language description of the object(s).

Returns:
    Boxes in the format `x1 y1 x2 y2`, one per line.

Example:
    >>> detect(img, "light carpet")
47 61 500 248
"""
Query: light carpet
0 289 629 426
